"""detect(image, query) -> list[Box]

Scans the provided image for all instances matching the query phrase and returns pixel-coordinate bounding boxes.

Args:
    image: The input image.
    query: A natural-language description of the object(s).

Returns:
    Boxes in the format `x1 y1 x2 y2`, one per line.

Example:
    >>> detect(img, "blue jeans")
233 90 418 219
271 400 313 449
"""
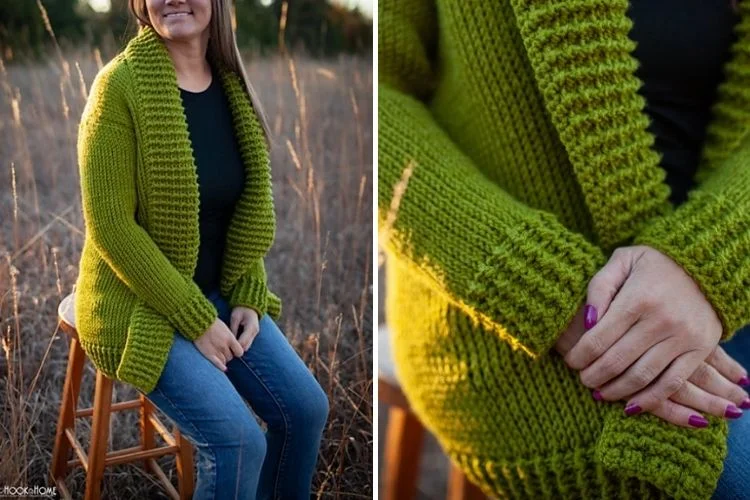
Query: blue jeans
712 324 750 499
138 288 329 499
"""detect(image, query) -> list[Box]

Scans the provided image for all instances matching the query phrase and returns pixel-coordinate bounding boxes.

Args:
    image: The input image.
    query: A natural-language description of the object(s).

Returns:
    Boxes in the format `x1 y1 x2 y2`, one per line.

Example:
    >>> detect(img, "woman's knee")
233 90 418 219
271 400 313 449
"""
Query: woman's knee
290 378 330 431
211 415 267 470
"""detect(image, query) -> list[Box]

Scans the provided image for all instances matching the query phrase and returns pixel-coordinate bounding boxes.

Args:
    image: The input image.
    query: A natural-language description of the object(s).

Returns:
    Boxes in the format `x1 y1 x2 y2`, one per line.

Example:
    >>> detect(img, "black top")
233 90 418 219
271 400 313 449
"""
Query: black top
626 0 741 206
180 68 246 294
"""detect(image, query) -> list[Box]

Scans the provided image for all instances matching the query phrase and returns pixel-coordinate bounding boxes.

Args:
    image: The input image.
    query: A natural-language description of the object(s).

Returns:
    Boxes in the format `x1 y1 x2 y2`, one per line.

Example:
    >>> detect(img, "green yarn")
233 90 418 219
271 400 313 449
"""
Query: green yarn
75 25 281 395
379 0 750 498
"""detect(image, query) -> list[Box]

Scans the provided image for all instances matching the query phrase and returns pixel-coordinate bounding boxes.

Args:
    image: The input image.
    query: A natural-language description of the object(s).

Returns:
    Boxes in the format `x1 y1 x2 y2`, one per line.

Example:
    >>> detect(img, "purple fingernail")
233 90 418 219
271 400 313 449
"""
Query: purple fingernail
738 376 750 387
592 390 603 401
584 305 598 330
725 404 743 419
624 403 641 416
739 398 750 410
688 415 709 428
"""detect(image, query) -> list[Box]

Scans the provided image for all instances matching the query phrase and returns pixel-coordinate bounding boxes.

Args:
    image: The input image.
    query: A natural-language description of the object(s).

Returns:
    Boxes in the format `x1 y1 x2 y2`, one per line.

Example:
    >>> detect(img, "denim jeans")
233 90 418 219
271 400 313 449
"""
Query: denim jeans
138 288 330 499
712 324 750 499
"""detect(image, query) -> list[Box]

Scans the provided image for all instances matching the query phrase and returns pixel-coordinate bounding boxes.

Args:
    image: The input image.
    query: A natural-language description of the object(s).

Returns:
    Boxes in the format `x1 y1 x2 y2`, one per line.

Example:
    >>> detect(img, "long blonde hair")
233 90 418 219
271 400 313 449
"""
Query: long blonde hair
127 0 273 150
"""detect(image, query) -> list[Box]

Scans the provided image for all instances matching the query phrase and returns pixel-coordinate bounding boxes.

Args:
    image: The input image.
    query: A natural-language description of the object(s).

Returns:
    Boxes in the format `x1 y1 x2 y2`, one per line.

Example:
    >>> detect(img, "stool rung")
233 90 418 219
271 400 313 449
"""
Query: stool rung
147 458 180 500
75 399 142 418
148 414 176 447
66 444 181 470
64 428 89 471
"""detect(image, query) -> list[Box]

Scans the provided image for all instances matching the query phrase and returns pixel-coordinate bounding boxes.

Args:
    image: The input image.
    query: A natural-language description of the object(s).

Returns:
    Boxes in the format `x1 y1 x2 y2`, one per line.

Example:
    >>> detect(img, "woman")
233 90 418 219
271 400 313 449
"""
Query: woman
379 0 750 498
74 0 329 498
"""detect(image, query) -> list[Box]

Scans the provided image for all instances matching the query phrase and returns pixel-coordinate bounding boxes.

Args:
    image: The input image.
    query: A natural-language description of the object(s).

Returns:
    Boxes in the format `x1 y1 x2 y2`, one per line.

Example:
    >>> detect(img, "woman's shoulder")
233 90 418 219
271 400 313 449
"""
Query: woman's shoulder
82 52 135 128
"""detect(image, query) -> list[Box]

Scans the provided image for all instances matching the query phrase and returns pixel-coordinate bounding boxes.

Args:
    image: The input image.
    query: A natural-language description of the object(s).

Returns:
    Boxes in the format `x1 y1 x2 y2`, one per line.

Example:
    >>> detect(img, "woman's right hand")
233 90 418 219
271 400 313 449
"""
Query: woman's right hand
624 345 750 429
193 318 245 372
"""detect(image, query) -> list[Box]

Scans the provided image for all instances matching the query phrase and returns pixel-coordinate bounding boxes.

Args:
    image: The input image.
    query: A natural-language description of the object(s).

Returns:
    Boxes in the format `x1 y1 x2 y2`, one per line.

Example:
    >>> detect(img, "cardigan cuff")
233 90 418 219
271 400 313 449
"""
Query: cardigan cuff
632 190 750 342
229 273 269 318
465 211 607 358
166 291 218 342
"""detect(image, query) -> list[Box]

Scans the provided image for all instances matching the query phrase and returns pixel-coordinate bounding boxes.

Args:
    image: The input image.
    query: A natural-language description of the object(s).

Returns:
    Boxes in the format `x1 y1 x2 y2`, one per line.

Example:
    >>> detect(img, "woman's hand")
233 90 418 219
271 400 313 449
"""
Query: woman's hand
230 306 261 352
194 318 244 372
601 345 750 428
554 301 750 428
563 245 728 414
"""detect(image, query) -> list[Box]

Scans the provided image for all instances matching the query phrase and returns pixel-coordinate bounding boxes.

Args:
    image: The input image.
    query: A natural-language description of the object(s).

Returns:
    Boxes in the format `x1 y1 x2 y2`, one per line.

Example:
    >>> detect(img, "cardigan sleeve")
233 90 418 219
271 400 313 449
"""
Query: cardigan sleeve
629 137 750 343
77 67 218 342
379 0 608 358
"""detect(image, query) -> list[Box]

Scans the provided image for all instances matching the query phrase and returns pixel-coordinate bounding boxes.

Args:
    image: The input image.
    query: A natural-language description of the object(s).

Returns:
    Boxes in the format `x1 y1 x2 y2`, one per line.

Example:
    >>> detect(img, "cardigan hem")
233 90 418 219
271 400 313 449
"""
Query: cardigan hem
445 445 672 500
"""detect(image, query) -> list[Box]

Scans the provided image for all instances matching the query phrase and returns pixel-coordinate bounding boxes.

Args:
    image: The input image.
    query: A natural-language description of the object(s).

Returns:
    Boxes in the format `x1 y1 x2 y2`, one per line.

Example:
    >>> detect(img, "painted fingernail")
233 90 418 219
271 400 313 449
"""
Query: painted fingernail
725 404 743 419
739 398 750 410
688 415 709 428
738 376 750 387
592 390 603 401
584 305 598 330
624 403 641 416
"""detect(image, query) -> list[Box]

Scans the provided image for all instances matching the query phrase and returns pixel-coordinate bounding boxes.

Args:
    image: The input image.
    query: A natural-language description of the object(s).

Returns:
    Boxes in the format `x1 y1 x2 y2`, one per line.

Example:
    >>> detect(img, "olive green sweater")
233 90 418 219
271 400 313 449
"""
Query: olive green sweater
379 0 750 498
74 25 281 395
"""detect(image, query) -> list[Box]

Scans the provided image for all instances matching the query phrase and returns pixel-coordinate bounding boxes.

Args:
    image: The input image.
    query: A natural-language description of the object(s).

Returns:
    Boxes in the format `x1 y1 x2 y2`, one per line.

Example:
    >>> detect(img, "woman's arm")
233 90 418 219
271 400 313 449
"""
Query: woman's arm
78 63 217 341
379 0 609 357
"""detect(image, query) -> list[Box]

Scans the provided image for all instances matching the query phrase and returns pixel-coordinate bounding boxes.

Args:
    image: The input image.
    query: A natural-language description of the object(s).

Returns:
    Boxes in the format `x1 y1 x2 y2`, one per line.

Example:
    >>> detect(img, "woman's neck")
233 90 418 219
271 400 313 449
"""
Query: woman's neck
164 33 212 92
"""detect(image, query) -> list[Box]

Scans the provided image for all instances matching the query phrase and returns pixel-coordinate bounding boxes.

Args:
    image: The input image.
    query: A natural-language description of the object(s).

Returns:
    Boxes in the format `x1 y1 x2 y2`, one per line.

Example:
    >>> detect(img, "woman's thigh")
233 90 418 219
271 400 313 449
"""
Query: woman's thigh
217 304 329 428
141 332 265 450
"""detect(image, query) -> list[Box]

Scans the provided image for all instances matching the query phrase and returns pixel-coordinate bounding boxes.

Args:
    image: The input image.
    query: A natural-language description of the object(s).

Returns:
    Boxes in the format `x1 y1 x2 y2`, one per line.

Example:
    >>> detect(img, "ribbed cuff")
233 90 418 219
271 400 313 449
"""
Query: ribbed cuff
267 291 282 320
166 291 218 342
464 212 607 358
595 405 728 500
633 190 750 342
229 273 268 317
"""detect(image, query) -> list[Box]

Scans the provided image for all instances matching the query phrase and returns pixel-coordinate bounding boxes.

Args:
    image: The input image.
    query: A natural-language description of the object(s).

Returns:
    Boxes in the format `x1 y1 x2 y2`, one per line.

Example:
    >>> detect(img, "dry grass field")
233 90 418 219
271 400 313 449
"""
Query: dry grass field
0 29 372 498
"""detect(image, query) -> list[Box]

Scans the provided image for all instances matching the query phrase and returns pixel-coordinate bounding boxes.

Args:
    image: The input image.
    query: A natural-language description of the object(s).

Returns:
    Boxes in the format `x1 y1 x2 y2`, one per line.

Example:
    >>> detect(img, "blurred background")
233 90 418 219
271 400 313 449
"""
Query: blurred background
0 0 372 498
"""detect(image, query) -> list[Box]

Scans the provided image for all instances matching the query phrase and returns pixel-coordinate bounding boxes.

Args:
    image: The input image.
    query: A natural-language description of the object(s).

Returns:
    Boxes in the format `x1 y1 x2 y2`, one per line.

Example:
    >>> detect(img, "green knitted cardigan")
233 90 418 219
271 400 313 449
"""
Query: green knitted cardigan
74 25 281 395
379 0 750 498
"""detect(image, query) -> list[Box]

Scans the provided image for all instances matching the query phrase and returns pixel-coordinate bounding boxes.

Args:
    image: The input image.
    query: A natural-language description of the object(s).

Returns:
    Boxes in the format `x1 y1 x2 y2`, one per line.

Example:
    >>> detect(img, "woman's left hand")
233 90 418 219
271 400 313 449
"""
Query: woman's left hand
563 245 724 413
230 306 261 353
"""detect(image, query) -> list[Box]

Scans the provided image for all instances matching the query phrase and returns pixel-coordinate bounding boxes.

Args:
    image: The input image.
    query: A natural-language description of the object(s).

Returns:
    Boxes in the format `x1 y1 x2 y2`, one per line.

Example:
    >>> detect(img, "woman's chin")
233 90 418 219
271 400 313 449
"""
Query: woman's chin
157 23 204 43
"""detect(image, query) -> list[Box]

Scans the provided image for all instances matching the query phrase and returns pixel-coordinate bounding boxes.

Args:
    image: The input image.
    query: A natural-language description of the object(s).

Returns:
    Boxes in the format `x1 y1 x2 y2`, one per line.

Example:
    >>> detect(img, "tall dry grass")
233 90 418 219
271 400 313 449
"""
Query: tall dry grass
0 22 372 499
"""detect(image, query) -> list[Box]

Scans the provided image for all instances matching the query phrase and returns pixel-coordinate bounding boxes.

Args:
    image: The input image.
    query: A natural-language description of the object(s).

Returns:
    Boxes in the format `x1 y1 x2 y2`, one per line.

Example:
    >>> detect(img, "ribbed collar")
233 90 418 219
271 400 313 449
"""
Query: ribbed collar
121 25 275 293
509 0 750 250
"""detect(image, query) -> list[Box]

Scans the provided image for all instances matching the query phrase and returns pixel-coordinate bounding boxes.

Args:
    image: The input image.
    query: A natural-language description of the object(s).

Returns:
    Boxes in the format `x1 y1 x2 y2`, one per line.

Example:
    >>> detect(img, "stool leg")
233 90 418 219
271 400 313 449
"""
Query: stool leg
448 462 487 500
383 406 425 500
139 394 157 476
173 427 195 499
50 335 86 484
84 371 113 500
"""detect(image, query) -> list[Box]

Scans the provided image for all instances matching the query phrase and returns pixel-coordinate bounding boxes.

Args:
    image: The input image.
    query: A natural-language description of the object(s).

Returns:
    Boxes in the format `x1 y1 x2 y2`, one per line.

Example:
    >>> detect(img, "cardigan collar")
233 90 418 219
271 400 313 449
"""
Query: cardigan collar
509 0 750 251
121 25 275 294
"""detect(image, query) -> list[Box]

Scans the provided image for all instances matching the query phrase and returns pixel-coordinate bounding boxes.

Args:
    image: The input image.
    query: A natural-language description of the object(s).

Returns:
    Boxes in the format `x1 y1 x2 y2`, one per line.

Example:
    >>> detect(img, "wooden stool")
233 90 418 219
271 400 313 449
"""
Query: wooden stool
378 325 487 500
50 292 195 500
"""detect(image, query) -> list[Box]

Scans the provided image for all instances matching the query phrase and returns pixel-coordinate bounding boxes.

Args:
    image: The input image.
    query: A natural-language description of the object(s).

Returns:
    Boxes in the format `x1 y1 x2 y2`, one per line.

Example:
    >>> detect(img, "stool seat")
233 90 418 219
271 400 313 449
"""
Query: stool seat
51 292 195 500
378 324 398 384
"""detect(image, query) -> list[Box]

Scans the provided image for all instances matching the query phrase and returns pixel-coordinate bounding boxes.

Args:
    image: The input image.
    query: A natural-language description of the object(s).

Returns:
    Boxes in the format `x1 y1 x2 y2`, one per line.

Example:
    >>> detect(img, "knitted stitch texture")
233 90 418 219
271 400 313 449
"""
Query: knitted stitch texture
75 25 281 395
379 0 750 498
